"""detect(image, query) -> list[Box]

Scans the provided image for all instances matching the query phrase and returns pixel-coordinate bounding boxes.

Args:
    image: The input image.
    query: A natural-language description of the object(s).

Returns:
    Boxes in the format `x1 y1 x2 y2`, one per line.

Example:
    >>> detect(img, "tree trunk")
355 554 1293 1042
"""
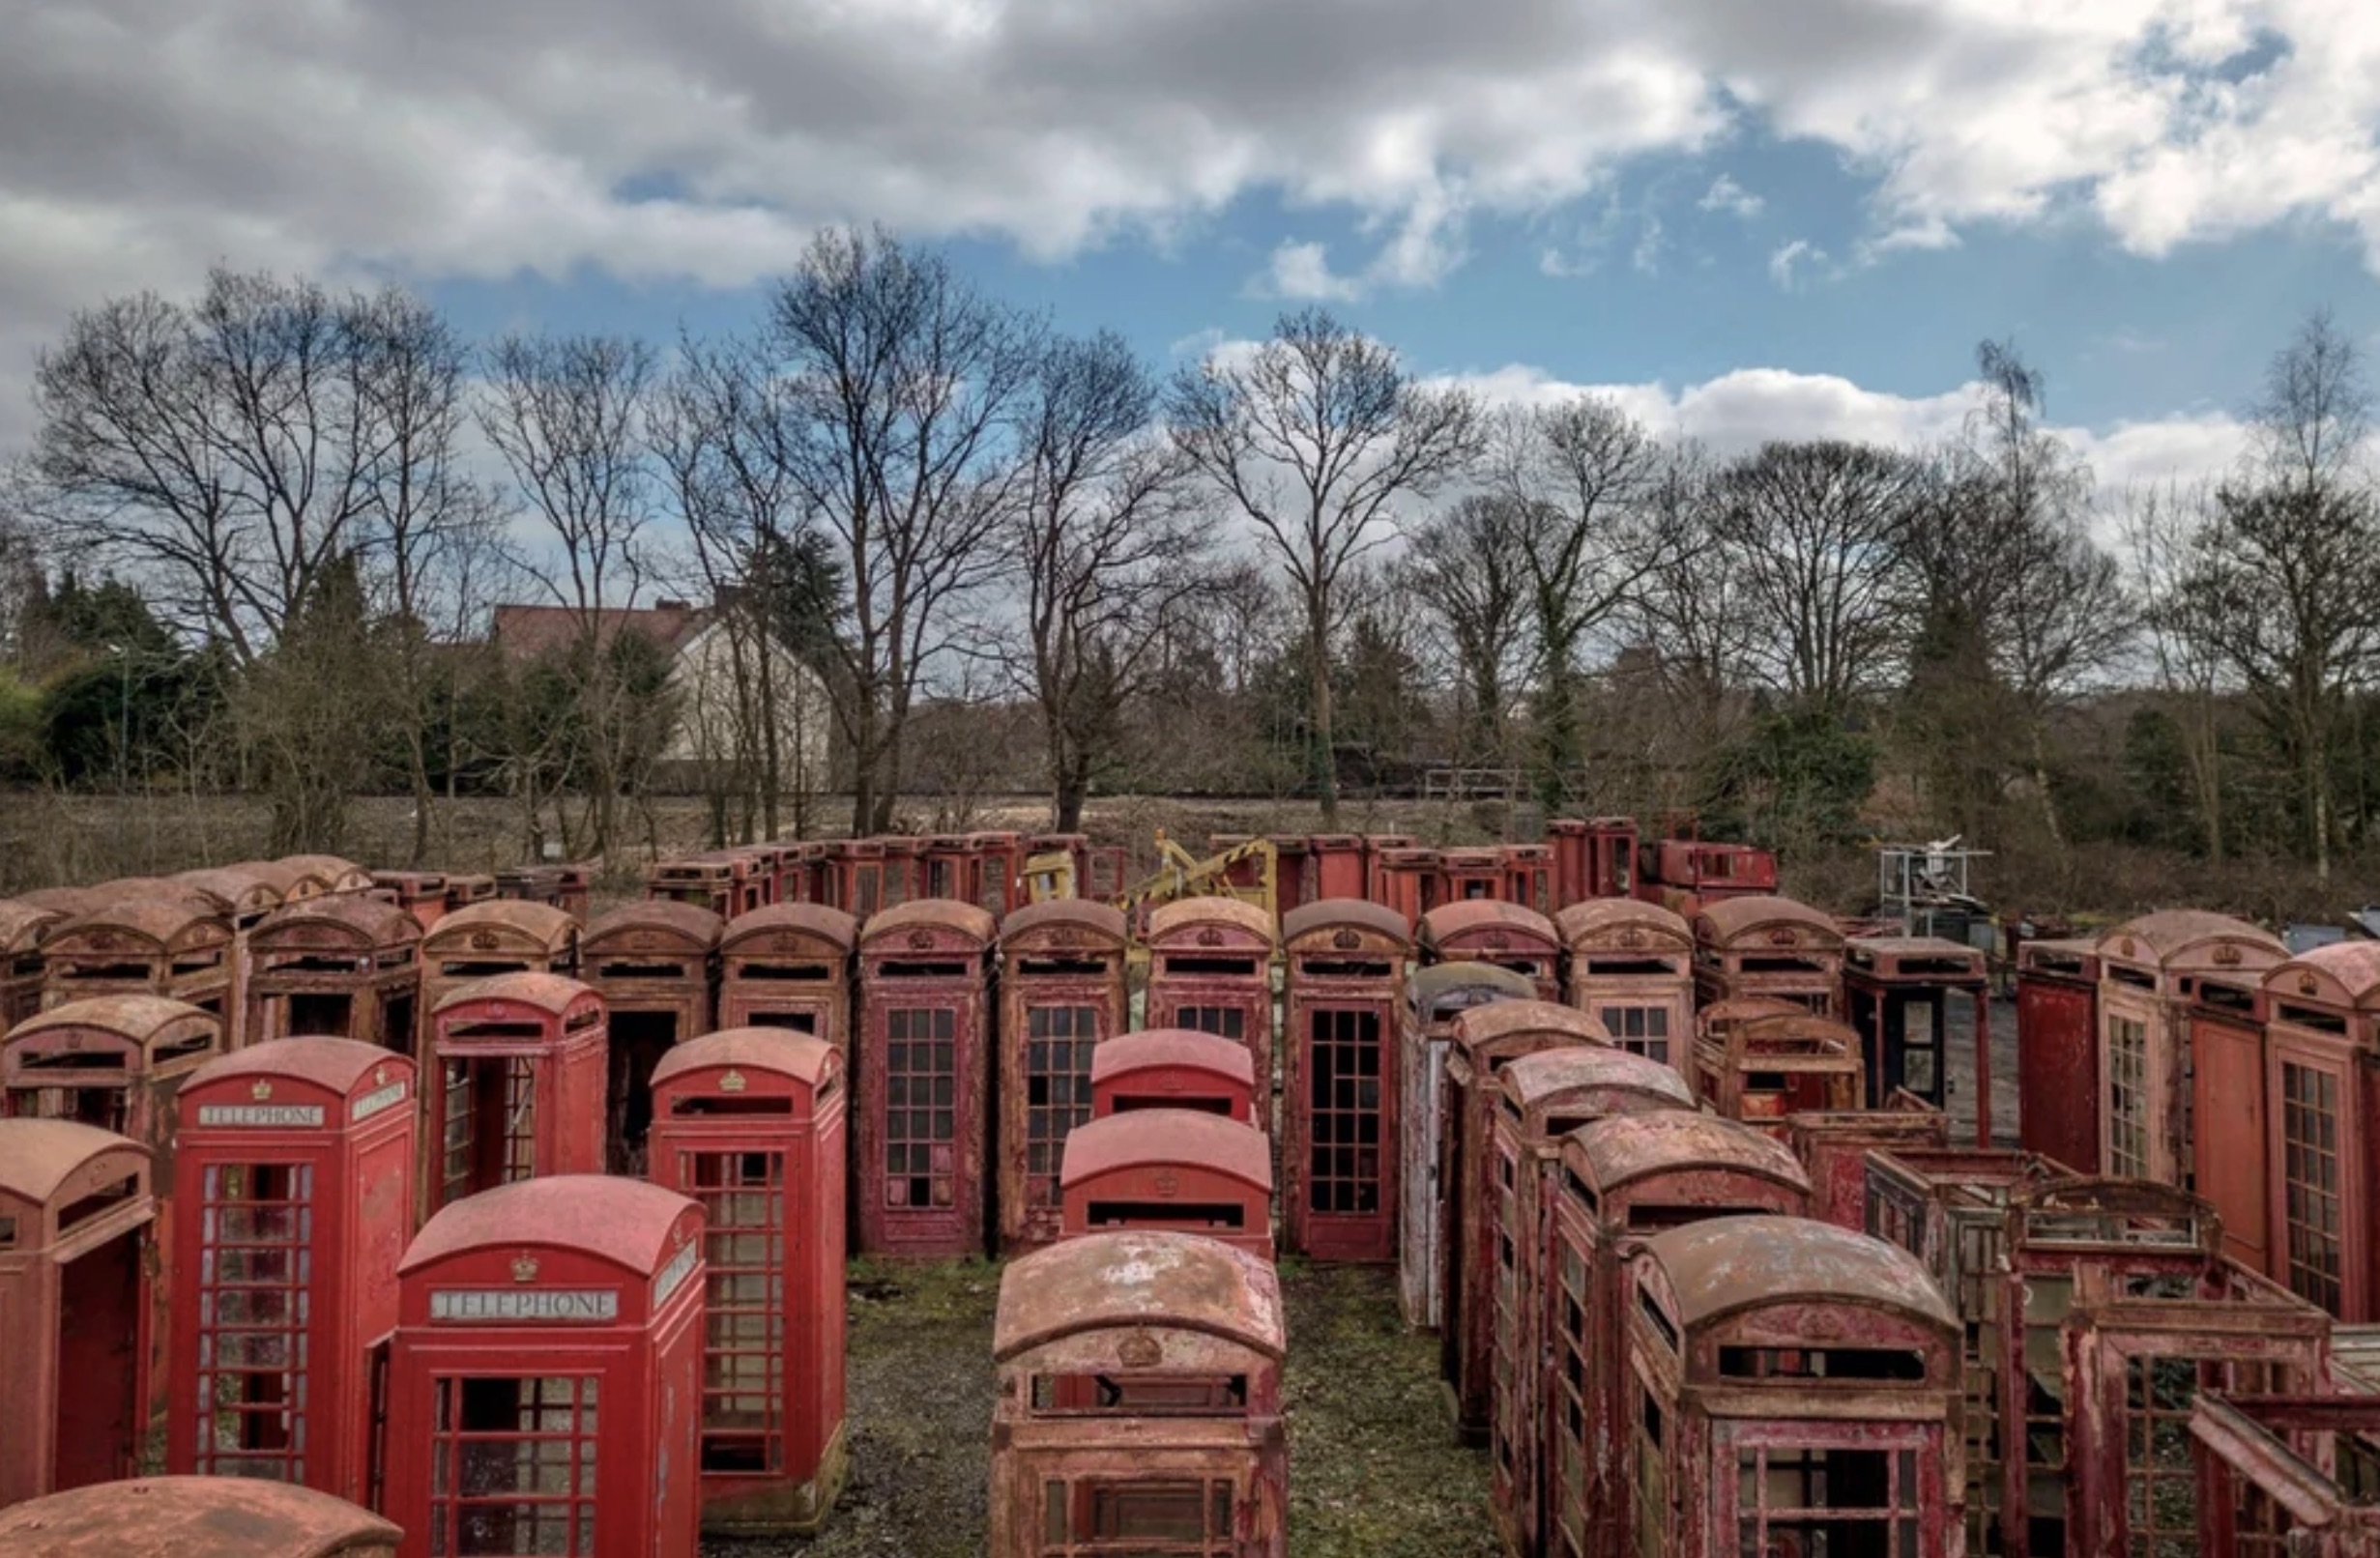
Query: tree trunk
1054 749 1091 834
2312 730 2333 882
756 626 783 839
1308 593 1339 827
2028 718 2066 851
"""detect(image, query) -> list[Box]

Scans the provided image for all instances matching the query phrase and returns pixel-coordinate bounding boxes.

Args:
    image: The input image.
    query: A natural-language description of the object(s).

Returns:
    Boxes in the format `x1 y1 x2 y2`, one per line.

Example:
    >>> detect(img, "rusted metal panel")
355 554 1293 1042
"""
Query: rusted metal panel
1145 897 1277 1105
648 1029 849 1535
1266 834 1312 917
0 901 60 1033
243 896 421 1056
1308 834 1366 903
1787 1105 1953 1231
417 901 579 1030
423 973 607 1215
1402 961 1535 1330
1090 1029 1260 1125
856 899 996 1258
1635 836 1778 913
1624 1215 1965 1558
1420 901 1562 1002
581 900 723 1176
2190 1392 2380 1557
998 901 1130 1252
716 902 855 1050
387 1176 706 1558
166 1039 416 1509
1059 1109 1274 1257
0 1119 155 1510
1374 847 1442 930
1692 1003 1865 1136
1489 1051 1699 1558
1441 1001 1609 1445
990 1231 1288 1558
2017 938 2102 1173
1846 936 1992 1140
1691 893 1845 1019
2190 990 2274 1275
1280 900 1408 1262
0 1476 401 1556
1553 898 1694 1074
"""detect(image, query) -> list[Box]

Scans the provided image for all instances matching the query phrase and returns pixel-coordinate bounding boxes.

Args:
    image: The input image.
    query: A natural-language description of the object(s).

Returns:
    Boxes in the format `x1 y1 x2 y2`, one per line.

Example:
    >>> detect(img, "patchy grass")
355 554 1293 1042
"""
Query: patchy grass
711 1255 1495 1556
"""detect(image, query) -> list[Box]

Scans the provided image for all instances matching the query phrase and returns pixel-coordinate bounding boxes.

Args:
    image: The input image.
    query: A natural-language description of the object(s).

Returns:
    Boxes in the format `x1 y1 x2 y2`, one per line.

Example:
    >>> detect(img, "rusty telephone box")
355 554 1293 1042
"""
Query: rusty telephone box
717 903 855 1050
167 1038 415 1507
2260 942 2380 1319
1691 1002 1864 1136
1486 1049 1696 1558
1401 963 1534 1330
42 896 236 1043
1372 847 1441 929
385 1175 706 1558
1690 894 1844 1017
580 900 722 1175
998 900 1129 1253
243 896 422 1054
0 1118 154 1509
1786 1102 1952 1231
647 1028 848 1535
1501 844 1554 915
2190 1391 2380 1557
967 831 1027 919
370 869 452 932
1308 834 1365 902
418 901 579 1032
1623 1216 1966 1558
0 901 58 1031
0 1476 401 1557
1089 1029 1260 1125
990 1230 1288 1558
1541 1114 1811 1558
1845 935 1992 1140
1144 897 1277 1102
1419 900 1562 1002
2187 943 2293 1277
856 899 995 1259
1553 897 1694 1071
1439 1001 1608 1444
1440 847 1504 904
276 856 374 901
1059 1109 1275 1257
646 853 741 918
424 974 607 1214
2016 937 2102 1173
914 835 970 904
1281 899 1408 1262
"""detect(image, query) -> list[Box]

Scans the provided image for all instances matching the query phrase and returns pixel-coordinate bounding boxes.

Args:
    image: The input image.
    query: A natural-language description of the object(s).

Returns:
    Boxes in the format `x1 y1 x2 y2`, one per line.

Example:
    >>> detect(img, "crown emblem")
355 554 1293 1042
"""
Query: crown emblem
719 1070 747 1093
469 931 500 951
250 1081 273 1102
907 929 936 951
1485 932 1510 950
1195 928 1225 947
1767 929 1799 946
1117 1332 1163 1368
1152 1169 1180 1198
2301 974 2320 995
511 1255 539 1284
1331 929 1361 950
2214 944 2243 967
1618 929 1645 949
373 1064 389 1086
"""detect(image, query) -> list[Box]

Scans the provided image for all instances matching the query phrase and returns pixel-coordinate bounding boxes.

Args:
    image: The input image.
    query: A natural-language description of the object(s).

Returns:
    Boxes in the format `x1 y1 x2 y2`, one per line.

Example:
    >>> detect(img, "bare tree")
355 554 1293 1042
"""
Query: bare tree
1399 494 1534 767
768 226 1037 835
2120 481 2230 862
1168 307 1482 823
1632 441 1755 748
1010 330 1205 830
479 332 659 856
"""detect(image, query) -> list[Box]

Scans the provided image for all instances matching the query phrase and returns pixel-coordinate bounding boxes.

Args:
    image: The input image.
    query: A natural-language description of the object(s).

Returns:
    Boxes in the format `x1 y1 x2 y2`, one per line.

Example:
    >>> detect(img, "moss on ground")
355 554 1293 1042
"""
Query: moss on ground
709 1255 1495 1556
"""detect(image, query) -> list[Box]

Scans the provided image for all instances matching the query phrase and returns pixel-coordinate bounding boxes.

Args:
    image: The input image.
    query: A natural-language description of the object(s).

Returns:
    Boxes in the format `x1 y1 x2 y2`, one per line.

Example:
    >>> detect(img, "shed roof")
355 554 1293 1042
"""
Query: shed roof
861 898 998 946
1500 1046 1694 1112
1409 961 1535 1006
721 901 858 952
1570 1111 1810 1195
0 1475 402 1556
1641 1214 1954 1332
1281 897 1409 946
431 971 597 1018
1060 1110 1273 1191
650 1026 837 1090
9 995 215 1048
1693 895 1843 947
993 1229 1285 1362
0 1117 145 1204
188 1036 407 1098
1146 896 1275 944
1451 998 1611 1053
399 1174 697 1280
1089 1029 1257 1089
1000 897 1129 946
1553 898 1693 947
1419 899 1559 946
584 898 725 951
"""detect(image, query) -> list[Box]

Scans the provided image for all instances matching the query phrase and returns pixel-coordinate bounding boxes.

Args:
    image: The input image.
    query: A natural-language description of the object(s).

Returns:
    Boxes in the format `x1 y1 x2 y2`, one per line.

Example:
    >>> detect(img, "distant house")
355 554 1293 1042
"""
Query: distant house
488 599 833 793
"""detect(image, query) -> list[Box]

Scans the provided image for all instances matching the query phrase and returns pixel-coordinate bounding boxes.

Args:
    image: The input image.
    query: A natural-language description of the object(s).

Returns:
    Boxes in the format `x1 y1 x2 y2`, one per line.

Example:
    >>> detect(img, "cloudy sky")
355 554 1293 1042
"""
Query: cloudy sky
6 0 2379 484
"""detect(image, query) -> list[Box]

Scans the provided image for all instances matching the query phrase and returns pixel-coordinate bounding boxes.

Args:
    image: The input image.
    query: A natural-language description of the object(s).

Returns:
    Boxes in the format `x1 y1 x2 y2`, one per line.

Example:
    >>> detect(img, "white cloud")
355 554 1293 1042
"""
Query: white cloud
1768 238 1829 290
1633 214 1666 275
1255 241 1365 302
1698 174 1765 219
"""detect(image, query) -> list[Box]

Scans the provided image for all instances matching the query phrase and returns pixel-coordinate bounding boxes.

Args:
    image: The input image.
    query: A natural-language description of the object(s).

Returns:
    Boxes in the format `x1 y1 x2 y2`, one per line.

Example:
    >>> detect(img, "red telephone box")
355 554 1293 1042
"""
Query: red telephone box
1538 1111 1810 1558
1485 1049 1698 1558
1500 844 1553 915
998 900 1129 1252
1281 898 1408 1262
0 901 58 1030
276 856 375 900
716 903 855 1051
1553 897 1695 1069
1372 847 1440 929
1690 894 1845 1017
991 1230 1288 1557
1419 899 1561 1000
2191 1393 2380 1556
838 840 888 920
647 1029 848 1534
386 1175 706 1558
1786 1104 1951 1230
370 870 452 932
0 1118 155 1509
0 1475 401 1556
1845 935 1993 1140
581 900 722 1175
1059 1109 1274 1257
443 875 496 914
1546 820 1589 909
1145 897 1277 1103
167 1038 416 1506
730 843 793 908
1309 834 1366 902
2186 950 2288 1275
494 862 592 922
1439 1000 1608 1443
1266 835 1312 916
644 854 740 917
424 974 607 1214
1401 964 1534 1330
2257 942 2380 1319
1436 847 1498 904
856 900 995 1258
418 902 580 1039
42 896 236 1042
967 831 1027 919
2015 937 2101 1172
1622 1218 1964 1558
1088 1029 1259 1124
243 896 422 1054
915 836 971 903
876 837 921 909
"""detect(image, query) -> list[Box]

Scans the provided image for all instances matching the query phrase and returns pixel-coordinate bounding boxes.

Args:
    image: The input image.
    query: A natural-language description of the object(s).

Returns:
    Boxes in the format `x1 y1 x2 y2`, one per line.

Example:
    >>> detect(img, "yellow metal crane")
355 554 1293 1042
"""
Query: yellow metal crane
1111 829 1278 923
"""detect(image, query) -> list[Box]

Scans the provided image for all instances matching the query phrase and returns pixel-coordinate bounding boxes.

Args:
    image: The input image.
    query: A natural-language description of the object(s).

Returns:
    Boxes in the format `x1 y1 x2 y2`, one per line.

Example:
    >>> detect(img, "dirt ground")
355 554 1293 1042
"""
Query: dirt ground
705 1258 1495 1558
